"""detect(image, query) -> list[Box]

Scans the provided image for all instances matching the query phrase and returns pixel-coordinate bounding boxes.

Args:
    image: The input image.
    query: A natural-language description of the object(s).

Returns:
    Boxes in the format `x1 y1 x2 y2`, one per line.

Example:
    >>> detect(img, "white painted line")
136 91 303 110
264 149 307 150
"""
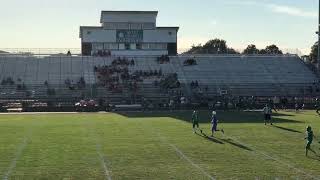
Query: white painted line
223 134 320 180
96 142 112 180
169 142 216 180
3 136 28 180
158 134 215 180
89 124 112 180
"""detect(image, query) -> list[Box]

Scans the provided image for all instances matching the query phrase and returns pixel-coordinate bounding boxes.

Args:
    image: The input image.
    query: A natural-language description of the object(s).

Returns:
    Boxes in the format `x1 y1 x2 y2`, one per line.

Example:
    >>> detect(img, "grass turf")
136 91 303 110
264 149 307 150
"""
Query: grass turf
0 110 319 179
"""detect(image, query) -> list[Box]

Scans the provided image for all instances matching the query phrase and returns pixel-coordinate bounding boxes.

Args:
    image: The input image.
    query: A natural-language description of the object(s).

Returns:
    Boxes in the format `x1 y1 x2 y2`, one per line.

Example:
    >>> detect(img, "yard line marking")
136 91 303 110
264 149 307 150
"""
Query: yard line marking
3 136 28 180
157 134 215 180
223 134 319 180
88 121 112 180
95 142 112 180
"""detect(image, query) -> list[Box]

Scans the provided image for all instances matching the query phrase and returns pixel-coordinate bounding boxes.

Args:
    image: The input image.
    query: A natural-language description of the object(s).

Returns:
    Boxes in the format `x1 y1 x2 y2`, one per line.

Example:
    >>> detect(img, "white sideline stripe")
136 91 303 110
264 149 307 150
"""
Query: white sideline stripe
158 134 215 180
86 120 112 180
95 142 112 180
223 134 320 180
3 136 28 180
90 125 112 180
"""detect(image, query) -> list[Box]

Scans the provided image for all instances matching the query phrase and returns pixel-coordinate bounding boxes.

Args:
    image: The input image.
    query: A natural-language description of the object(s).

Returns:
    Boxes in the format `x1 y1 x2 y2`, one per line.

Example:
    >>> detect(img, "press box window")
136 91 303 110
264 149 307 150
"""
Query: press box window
119 44 125 50
136 43 142 50
130 44 136 50
125 43 130 50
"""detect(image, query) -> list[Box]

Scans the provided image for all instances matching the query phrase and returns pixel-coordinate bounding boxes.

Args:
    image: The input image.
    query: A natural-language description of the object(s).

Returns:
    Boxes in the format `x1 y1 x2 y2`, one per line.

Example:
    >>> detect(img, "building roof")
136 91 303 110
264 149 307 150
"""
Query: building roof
80 26 102 29
157 27 180 30
100 11 158 23
101 11 158 14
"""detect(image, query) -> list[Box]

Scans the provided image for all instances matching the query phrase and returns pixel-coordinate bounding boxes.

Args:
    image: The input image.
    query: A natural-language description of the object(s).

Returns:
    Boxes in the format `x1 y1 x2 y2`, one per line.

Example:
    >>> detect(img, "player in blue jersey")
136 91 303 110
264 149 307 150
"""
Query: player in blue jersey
211 111 224 137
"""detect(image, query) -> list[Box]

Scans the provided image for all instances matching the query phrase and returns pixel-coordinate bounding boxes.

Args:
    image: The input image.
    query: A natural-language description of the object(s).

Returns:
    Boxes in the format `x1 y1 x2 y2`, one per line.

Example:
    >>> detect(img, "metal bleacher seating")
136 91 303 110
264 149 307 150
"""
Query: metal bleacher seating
0 54 318 104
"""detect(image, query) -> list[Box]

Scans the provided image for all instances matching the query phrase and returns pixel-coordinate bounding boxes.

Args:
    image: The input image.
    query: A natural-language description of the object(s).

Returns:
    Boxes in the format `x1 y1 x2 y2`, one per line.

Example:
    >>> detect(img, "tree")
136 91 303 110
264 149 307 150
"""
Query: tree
202 39 228 54
186 44 203 54
185 38 239 54
262 44 283 54
227 48 240 54
243 44 259 54
310 42 318 63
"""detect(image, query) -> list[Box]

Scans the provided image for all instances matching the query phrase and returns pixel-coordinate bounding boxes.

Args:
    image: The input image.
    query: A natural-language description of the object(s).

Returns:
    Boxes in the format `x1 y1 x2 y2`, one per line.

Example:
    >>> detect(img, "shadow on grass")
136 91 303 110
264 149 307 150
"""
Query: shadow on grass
216 137 253 151
195 131 224 144
195 131 252 151
307 153 320 161
117 110 301 124
272 125 303 134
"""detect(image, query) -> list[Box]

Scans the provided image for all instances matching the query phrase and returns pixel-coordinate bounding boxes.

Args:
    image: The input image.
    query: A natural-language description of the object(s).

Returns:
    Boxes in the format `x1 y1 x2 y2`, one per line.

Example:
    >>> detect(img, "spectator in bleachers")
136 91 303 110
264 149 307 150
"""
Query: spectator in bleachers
195 81 199 87
191 81 194 88
157 55 170 64
183 58 197 66
1 77 15 85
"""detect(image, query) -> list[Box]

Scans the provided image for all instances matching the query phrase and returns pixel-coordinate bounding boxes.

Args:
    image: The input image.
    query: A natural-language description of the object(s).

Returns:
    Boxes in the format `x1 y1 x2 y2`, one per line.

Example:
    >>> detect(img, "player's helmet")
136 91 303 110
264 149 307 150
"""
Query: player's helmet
307 126 312 131
212 111 217 115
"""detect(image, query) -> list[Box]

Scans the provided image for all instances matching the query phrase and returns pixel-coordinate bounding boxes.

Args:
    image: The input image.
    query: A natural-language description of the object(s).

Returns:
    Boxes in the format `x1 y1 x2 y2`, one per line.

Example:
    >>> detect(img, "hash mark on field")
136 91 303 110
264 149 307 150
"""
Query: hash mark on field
3 136 28 180
223 134 320 180
158 134 215 180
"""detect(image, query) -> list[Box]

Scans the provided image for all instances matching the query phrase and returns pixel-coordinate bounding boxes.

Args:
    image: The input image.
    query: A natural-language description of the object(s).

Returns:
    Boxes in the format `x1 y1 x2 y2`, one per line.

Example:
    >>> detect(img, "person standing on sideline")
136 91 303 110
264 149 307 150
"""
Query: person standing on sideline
315 98 320 115
295 103 299 113
263 104 272 125
305 126 316 157
191 110 202 133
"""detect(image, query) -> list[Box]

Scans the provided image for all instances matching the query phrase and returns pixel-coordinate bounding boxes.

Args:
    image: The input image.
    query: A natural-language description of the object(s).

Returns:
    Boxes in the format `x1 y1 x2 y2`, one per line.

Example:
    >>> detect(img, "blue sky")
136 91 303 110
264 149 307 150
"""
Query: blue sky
0 0 318 54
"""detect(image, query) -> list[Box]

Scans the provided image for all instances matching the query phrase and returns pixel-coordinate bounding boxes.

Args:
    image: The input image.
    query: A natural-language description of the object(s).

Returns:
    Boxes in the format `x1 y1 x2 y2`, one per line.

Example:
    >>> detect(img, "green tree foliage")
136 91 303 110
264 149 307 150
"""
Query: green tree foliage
185 39 239 54
310 42 318 63
262 44 283 54
242 44 283 55
243 44 259 54
185 39 284 56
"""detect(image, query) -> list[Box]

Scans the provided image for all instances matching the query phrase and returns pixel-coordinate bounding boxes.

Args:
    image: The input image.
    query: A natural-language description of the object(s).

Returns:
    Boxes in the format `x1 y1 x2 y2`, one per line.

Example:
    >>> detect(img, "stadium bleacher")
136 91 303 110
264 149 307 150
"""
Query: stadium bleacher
0 54 318 104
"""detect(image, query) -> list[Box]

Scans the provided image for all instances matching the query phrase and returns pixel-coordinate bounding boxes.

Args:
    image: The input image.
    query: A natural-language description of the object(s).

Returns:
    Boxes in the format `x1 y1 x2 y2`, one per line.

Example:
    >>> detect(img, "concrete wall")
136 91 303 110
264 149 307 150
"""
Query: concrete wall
81 29 116 43
81 28 177 43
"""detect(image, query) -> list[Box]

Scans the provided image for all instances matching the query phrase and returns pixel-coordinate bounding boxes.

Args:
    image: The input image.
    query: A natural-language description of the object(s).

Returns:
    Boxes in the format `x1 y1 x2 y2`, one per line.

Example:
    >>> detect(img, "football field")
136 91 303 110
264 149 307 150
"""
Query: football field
0 110 319 179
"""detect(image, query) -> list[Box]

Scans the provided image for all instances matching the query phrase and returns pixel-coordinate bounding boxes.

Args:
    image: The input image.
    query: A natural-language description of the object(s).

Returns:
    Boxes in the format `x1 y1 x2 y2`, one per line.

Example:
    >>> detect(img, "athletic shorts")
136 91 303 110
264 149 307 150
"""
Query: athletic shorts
212 124 217 131
306 141 312 149
264 114 271 120
193 121 199 128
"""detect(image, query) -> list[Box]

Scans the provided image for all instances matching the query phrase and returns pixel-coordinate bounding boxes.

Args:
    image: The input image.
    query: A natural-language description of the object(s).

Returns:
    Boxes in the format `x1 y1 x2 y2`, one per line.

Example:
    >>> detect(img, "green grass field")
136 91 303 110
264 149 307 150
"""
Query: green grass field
0 110 319 179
